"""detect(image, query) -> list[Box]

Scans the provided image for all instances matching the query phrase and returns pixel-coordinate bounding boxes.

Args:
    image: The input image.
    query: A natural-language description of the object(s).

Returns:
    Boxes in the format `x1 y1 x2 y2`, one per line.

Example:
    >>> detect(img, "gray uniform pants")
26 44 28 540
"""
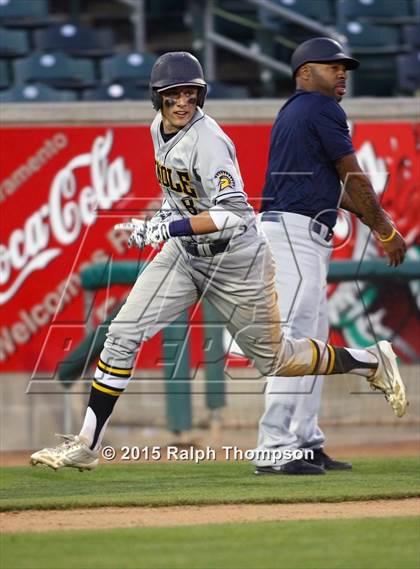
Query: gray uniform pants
255 212 331 466
101 224 315 379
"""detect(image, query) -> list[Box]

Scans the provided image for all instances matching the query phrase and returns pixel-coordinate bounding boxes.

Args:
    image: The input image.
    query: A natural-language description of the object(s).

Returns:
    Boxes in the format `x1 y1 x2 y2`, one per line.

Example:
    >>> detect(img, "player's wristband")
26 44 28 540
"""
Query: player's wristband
168 218 194 237
377 226 397 243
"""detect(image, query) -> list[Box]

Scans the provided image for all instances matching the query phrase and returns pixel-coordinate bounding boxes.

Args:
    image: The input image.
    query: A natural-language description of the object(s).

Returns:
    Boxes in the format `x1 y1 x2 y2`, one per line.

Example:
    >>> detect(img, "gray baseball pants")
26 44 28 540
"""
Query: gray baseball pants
254 212 331 466
100 224 317 379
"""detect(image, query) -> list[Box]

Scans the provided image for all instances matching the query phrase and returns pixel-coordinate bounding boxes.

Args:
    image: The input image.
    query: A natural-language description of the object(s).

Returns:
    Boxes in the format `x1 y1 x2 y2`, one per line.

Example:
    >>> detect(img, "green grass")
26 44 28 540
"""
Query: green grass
1 517 419 569
1 458 419 511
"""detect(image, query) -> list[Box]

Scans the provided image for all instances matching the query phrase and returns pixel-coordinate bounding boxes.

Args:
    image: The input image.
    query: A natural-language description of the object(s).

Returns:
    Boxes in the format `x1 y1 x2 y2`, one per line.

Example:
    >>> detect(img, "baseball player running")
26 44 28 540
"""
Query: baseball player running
31 52 407 472
254 38 408 475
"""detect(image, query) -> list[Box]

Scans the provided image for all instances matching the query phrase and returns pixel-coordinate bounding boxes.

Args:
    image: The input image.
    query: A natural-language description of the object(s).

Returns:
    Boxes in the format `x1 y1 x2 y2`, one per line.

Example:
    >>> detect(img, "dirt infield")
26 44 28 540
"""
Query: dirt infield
1 499 419 533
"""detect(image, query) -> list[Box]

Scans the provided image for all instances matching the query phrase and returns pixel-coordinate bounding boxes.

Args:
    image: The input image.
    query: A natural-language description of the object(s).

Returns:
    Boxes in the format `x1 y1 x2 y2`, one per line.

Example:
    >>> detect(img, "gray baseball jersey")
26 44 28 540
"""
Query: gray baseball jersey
150 107 254 244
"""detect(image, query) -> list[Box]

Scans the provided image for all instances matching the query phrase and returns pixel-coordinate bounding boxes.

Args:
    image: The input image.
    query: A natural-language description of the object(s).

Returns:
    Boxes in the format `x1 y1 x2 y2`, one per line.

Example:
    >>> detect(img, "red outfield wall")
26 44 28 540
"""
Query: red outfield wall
0 122 419 372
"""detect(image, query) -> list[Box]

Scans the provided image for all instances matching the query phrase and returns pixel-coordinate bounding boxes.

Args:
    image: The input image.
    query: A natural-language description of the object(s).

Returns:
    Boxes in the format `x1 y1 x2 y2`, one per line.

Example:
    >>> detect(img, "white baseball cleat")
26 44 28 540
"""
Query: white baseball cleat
30 434 99 471
367 341 408 418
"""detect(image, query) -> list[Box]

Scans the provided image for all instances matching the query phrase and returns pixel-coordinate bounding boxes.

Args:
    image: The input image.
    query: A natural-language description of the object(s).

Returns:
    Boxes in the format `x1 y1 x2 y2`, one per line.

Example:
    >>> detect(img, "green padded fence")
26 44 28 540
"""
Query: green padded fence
80 260 145 290
327 259 419 282
202 300 226 411
162 310 192 434
79 259 420 290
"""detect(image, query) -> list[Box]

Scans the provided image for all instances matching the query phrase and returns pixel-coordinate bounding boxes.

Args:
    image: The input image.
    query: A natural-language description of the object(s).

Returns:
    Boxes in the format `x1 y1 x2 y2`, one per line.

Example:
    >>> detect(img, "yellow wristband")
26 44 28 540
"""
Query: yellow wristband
378 227 397 243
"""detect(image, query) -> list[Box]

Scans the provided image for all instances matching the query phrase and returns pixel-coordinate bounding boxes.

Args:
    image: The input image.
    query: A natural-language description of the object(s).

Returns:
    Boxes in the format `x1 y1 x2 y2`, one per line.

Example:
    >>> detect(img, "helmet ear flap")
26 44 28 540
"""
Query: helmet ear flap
151 89 162 110
197 86 207 108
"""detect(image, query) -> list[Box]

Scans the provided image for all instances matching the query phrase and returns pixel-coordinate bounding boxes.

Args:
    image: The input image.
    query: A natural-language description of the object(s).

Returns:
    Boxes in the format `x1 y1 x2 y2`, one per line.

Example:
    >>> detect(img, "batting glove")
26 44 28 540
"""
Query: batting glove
114 218 147 249
145 220 171 249
149 207 173 224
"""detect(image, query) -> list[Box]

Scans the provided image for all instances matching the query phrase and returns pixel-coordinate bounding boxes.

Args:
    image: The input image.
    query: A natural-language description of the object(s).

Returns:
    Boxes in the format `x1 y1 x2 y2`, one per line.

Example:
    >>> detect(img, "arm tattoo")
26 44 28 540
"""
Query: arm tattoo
339 191 363 218
335 156 391 235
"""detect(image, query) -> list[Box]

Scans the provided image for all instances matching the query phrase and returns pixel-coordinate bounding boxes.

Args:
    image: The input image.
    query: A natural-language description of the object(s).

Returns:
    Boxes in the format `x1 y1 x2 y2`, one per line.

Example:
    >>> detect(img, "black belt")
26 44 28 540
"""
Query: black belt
183 240 230 257
261 211 334 242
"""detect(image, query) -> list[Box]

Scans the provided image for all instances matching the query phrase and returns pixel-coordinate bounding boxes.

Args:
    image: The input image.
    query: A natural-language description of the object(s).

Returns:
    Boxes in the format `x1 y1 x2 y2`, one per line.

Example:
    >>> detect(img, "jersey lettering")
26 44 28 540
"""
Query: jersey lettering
155 161 197 199
177 171 196 198
167 168 179 193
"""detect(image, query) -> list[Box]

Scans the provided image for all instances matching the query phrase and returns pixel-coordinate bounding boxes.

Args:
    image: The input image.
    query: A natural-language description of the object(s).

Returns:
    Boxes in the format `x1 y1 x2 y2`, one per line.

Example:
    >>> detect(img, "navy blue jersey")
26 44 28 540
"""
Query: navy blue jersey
260 90 355 228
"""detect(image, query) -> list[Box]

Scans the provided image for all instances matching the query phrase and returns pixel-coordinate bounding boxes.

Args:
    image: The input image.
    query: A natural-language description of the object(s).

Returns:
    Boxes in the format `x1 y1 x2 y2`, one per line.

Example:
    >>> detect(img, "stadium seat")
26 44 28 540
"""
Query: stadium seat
351 55 396 96
397 52 420 94
14 52 96 89
0 82 78 102
82 83 150 101
0 27 29 57
148 0 182 18
100 52 157 86
207 81 249 98
0 0 49 28
148 0 190 32
403 24 420 50
341 22 401 51
268 0 333 24
214 1 258 41
0 59 11 89
34 23 115 58
338 0 411 21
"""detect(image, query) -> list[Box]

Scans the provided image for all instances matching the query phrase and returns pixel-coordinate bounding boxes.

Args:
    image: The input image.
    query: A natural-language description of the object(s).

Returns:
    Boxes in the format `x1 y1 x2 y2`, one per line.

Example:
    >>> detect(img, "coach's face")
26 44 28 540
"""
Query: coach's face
161 86 198 133
300 62 348 101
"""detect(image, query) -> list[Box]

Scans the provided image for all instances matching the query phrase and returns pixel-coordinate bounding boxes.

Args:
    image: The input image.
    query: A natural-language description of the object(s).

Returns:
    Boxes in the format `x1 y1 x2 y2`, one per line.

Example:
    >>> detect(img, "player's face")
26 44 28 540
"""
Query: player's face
306 62 348 101
161 86 199 133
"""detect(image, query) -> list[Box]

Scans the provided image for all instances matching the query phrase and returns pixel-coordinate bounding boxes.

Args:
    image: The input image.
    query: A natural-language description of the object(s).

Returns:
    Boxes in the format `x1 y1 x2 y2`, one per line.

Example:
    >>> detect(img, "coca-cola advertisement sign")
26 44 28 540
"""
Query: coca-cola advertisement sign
0 122 418 372
0 126 158 372
1 130 132 305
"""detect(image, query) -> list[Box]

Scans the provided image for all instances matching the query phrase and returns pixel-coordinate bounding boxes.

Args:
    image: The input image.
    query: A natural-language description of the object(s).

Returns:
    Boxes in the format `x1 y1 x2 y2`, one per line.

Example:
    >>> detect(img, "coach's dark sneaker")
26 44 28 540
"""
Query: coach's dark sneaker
307 448 352 471
255 458 325 475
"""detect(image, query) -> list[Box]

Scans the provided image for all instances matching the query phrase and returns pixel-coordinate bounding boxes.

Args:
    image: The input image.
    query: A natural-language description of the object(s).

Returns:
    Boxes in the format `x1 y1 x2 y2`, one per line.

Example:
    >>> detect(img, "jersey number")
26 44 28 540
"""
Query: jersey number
182 197 198 215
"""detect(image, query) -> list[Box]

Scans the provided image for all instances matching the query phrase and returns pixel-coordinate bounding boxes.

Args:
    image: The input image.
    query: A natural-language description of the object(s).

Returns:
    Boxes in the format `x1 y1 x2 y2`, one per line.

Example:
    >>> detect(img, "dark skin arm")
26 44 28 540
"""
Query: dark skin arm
339 190 363 218
335 153 407 267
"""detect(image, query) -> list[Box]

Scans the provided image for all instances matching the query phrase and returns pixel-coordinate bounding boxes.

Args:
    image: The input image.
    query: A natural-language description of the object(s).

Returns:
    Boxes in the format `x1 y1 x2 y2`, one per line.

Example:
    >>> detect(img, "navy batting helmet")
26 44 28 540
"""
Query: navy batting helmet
291 37 359 76
150 51 207 110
